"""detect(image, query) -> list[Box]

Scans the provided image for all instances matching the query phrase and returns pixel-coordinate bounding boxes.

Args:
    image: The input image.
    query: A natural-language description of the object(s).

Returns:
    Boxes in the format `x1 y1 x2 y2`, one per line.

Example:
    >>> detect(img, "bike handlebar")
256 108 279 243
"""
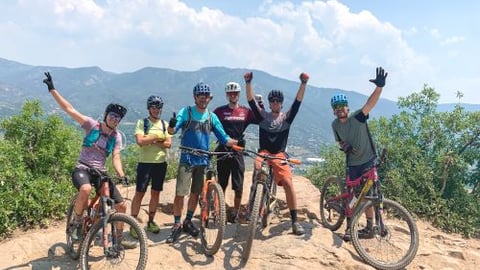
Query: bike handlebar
79 161 129 186
231 145 301 165
179 145 236 158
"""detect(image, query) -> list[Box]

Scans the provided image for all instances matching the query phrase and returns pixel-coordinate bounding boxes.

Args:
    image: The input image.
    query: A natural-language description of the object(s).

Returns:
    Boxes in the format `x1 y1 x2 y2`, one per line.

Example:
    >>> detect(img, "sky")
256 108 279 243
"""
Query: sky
1 0 479 104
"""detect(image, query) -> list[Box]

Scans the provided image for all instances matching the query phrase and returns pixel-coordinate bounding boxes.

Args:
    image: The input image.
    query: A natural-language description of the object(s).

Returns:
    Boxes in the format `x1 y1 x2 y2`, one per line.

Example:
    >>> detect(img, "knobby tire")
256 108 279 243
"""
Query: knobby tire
351 199 419 270
200 182 226 256
243 183 263 262
79 213 148 270
66 194 81 260
319 176 346 231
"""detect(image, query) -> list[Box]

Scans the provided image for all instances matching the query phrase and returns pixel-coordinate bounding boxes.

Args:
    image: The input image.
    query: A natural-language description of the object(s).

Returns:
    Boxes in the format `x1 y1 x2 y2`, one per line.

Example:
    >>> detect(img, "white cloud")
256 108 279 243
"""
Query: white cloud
0 0 477 103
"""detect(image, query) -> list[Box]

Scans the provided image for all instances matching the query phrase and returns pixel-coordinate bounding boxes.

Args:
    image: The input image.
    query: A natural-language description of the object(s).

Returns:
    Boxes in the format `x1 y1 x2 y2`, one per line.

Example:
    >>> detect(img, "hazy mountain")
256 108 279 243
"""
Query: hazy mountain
1 57 477 157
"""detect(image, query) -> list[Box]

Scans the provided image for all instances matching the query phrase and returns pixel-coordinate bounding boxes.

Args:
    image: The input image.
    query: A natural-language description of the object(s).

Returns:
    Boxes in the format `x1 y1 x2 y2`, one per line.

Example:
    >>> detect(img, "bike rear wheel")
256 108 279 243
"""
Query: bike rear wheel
319 176 346 231
79 213 148 270
261 180 278 228
351 199 419 270
66 194 82 260
200 182 226 256
243 183 263 262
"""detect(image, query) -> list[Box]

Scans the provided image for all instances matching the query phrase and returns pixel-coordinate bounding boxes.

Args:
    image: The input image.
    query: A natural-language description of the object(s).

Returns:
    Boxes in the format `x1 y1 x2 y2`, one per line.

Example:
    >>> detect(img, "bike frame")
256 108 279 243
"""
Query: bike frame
326 166 378 217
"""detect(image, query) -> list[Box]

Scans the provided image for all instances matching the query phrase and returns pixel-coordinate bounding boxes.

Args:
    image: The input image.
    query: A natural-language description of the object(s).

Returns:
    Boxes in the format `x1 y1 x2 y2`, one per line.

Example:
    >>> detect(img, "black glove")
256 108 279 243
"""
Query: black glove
369 67 388 87
43 72 55 91
340 142 354 154
237 137 246 148
244 72 253 83
299 72 309 84
168 112 177 128
120 176 129 186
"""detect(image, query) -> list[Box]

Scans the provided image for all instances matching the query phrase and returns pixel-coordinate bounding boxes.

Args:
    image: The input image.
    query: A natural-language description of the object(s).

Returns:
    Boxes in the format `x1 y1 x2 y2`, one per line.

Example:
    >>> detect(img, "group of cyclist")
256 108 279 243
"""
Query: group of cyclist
42 65 387 247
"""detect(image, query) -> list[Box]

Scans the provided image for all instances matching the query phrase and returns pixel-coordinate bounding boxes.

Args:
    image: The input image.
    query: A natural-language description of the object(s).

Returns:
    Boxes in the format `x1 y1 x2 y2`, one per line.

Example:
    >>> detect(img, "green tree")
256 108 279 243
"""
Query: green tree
0 100 81 237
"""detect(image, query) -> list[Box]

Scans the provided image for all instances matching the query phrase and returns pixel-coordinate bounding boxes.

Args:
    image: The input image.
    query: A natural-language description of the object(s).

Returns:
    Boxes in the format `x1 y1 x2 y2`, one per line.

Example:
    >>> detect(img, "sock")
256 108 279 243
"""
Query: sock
174 215 181 225
290 209 298 224
186 210 194 221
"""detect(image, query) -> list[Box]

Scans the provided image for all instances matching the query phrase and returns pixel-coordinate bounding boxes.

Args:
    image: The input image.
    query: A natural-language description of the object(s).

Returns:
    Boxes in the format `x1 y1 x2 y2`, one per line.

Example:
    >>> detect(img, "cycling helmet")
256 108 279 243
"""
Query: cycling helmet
193 82 211 96
225 82 241 93
147 95 163 109
104 103 127 121
267 89 284 103
330 93 348 108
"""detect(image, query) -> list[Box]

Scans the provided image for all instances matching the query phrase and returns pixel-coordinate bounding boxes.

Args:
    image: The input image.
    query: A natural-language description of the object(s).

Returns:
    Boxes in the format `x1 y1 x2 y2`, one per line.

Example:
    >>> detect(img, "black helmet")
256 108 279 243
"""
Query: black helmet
104 103 127 121
147 95 163 109
267 89 284 103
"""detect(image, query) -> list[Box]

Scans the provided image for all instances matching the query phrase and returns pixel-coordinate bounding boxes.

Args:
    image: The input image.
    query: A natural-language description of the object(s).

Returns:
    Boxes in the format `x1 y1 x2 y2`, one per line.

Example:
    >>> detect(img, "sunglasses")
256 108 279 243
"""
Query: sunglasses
227 92 239 96
269 99 283 103
333 104 348 110
108 112 122 120
195 94 210 98
149 104 163 109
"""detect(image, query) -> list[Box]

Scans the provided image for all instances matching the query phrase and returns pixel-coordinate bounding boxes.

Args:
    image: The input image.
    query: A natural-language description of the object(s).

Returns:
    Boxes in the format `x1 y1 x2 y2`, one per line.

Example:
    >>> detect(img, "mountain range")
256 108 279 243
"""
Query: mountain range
1 57 478 157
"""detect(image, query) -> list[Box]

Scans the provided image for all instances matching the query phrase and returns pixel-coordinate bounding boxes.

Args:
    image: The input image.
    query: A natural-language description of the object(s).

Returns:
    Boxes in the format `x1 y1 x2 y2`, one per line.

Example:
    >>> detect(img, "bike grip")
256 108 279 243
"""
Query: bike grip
289 159 301 165
231 145 244 151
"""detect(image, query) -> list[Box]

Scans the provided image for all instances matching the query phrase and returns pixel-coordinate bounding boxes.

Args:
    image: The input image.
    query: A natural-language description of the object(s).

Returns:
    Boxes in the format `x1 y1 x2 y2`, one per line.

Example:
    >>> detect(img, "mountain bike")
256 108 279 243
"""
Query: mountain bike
65 164 148 270
179 145 229 256
231 145 301 262
319 149 419 270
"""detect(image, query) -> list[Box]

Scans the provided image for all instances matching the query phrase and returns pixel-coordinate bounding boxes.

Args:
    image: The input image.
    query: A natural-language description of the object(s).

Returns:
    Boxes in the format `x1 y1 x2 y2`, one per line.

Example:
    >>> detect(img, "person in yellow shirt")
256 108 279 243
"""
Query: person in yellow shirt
130 95 172 238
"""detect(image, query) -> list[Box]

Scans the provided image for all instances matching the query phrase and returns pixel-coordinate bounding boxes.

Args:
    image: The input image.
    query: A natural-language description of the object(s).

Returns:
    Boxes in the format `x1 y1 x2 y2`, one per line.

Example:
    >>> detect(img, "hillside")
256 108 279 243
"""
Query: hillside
0 57 403 155
0 172 479 270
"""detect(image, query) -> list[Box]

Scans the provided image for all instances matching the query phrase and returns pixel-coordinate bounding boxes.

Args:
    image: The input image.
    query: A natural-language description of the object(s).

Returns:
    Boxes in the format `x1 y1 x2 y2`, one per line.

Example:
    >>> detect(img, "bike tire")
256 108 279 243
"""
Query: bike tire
65 194 81 260
261 181 278 228
200 182 226 256
319 176 346 231
243 183 263 262
79 213 148 270
351 199 419 270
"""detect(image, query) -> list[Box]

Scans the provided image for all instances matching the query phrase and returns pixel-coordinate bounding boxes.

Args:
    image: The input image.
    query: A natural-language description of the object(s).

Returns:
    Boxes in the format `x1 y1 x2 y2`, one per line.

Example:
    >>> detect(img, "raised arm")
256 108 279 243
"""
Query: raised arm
43 72 88 126
244 72 255 102
295 72 309 102
361 67 388 115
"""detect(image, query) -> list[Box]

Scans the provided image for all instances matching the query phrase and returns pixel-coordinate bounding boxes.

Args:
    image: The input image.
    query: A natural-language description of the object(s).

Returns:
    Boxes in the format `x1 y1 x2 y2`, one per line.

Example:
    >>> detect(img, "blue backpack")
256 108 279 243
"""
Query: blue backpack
82 122 117 156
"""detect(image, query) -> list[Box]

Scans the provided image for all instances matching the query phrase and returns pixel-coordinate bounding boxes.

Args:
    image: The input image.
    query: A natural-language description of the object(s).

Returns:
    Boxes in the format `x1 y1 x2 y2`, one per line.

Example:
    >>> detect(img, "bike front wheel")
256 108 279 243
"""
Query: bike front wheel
66 194 82 260
261 180 278 228
200 182 226 256
243 183 263 262
79 213 148 270
351 199 419 270
319 176 346 231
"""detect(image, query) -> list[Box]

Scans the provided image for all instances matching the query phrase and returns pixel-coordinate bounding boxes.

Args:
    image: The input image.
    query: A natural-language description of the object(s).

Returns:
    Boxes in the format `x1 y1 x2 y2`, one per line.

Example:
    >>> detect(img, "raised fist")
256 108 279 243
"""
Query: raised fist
244 72 253 83
299 72 309 84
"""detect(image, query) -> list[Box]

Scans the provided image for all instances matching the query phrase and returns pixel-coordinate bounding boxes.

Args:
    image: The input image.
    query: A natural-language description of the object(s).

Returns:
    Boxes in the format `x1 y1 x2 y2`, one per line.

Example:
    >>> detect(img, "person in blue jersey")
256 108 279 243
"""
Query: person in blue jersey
165 82 238 243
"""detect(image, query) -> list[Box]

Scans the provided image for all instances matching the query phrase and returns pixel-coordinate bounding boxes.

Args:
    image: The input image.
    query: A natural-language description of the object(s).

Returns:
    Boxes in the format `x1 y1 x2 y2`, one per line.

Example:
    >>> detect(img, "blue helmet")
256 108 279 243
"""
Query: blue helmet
331 93 348 108
193 82 211 96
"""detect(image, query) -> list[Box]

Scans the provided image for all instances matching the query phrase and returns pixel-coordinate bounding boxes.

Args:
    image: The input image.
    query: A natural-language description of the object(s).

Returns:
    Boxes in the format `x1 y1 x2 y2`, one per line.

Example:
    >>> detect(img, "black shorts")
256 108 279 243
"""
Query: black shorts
135 162 168 192
71 167 124 204
216 153 245 193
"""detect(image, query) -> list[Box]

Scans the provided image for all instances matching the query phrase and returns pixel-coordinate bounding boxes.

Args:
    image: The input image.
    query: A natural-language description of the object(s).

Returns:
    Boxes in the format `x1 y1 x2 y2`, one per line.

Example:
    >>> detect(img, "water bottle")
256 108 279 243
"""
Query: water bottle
349 194 358 209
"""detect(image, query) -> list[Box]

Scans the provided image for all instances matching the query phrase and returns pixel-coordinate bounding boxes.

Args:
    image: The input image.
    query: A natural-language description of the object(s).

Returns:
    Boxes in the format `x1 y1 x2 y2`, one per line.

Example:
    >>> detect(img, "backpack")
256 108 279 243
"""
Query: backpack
82 122 117 156
143 117 166 135
182 106 212 133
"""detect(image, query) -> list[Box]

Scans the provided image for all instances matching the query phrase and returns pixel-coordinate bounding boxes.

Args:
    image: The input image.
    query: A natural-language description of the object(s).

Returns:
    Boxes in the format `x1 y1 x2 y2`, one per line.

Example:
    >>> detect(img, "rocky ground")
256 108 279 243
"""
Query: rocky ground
1 172 479 270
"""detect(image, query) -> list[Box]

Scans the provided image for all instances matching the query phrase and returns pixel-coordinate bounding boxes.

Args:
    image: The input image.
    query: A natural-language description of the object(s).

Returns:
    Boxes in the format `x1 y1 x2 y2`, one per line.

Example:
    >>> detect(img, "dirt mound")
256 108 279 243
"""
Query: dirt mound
1 172 479 269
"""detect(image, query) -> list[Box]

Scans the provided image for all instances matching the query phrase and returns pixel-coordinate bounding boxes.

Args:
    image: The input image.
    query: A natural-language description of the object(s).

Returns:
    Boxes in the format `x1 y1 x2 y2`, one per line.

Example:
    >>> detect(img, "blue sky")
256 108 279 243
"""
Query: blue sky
1 0 479 104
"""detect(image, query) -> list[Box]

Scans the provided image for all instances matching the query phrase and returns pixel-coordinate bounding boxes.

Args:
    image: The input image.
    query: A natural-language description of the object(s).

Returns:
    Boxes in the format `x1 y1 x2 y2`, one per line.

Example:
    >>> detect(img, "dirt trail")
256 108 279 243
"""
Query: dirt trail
1 172 479 270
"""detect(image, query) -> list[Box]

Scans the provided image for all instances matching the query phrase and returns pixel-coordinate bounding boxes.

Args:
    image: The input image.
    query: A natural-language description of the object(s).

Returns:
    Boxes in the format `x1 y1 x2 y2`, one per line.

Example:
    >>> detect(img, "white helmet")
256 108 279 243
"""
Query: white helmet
225 82 241 93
